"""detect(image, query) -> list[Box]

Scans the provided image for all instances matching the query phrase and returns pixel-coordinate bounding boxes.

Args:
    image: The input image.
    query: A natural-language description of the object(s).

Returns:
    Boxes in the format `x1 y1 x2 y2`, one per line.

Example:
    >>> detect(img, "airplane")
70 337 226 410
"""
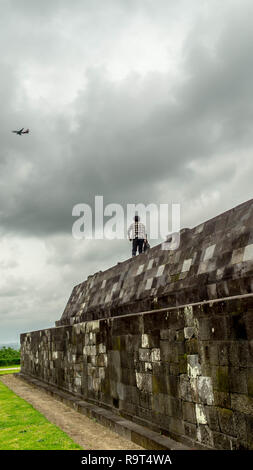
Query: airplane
12 128 30 135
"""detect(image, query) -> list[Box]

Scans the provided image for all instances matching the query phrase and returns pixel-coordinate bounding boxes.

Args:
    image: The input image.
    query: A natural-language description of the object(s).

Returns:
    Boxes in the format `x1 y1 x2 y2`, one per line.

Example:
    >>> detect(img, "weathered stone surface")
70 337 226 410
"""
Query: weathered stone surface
20 199 253 450
56 199 253 327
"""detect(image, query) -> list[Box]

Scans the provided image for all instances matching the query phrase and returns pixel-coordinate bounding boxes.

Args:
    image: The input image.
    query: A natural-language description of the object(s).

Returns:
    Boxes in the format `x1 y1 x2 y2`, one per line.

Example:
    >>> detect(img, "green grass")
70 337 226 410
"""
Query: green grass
0 366 20 376
0 380 83 450
0 365 20 368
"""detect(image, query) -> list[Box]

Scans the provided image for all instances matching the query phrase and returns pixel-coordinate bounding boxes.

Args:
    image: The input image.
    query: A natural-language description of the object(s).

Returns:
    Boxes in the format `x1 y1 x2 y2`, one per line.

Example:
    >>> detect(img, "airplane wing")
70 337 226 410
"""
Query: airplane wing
19 128 24 132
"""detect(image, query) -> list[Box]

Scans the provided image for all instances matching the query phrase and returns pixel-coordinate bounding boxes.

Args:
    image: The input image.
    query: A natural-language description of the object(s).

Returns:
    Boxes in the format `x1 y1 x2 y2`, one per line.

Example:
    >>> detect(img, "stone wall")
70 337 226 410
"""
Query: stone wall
20 199 253 449
57 198 253 327
21 294 253 449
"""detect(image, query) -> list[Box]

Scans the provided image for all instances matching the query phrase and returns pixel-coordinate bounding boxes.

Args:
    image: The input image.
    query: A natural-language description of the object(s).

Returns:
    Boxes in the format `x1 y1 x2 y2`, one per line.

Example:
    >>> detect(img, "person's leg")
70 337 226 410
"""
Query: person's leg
132 238 138 256
138 239 144 254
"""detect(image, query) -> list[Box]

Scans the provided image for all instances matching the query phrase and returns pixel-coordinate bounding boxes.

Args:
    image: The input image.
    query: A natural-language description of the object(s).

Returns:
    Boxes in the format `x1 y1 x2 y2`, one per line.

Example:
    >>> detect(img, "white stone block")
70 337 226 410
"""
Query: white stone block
187 355 202 378
151 348 160 362
98 343 106 354
231 248 244 264
112 282 118 292
145 278 153 290
156 265 165 277
196 404 207 424
99 367 105 380
203 244 216 261
136 264 144 276
243 243 253 262
147 259 154 270
182 259 192 272
142 334 150 348
184 305 194 326
184 327 195 339
86 320 100 333
197 376 214 405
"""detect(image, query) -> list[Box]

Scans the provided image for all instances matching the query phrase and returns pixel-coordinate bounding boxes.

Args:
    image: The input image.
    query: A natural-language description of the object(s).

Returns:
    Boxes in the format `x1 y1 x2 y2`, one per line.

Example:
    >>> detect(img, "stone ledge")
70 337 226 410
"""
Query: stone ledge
16 372 192 450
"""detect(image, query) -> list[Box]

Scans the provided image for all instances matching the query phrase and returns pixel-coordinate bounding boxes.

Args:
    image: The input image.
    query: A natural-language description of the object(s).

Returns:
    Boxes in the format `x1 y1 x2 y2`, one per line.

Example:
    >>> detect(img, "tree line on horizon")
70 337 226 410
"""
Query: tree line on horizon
0 347 20 366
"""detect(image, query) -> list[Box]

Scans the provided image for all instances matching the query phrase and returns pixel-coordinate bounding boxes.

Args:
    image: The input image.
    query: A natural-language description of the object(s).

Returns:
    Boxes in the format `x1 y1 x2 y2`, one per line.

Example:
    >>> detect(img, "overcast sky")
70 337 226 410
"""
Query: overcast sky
0 0 252 343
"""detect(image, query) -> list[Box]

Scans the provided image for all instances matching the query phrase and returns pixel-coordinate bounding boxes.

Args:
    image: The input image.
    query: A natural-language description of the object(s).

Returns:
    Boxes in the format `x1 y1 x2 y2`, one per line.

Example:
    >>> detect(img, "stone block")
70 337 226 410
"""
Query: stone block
217 407 236 436
196 424 214 447
212 431 237 450
182 401 197 424
213 390 231 409
247 368 253 397
198 318 211 340
184 305 194 327
160 341 178 363
152 373 167 395
234 411 247 442
141 334 159 348
229 367 247 394
197 376 214 405
204 405 219 431
246 415 253 449
213 366 229 393
231 393 253 415
195 404 208 425
185 338 199 355
139 390 153 410
166 374 179 398
168 416 184 436
184 327 195 339
217 342 229 366
135 373 153 393
187 355 202 378
139 348 151 362
144 362 152 372
184 422 197 440
203 244 216 261
179 375 193 402
182 259 192 272
243 243 253 262
151 348 160 362
151 392 166 414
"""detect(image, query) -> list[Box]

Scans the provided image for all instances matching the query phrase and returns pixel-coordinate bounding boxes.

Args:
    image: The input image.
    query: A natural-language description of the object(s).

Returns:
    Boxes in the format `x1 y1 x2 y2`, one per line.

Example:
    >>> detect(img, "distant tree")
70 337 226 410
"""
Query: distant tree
0 347 20 366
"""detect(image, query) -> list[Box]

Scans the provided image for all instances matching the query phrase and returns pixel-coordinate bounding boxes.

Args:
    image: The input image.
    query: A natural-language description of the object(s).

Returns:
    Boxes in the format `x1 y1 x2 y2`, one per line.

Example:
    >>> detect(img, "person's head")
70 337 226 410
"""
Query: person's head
134 215 140 222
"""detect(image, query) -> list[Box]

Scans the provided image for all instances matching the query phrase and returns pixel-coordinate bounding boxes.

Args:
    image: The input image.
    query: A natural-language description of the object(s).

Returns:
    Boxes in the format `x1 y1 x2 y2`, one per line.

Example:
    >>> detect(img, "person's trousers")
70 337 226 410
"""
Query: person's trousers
132 238 144 256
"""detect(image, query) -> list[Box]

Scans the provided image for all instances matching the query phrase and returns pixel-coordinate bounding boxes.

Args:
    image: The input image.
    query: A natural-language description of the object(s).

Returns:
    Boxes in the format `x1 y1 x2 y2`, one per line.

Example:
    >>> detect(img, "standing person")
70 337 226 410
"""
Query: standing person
127 215 146 257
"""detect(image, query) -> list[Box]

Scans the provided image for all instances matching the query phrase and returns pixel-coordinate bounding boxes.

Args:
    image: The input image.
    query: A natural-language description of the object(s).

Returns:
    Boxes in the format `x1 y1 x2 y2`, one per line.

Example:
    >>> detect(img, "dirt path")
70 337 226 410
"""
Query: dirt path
0 375 143 450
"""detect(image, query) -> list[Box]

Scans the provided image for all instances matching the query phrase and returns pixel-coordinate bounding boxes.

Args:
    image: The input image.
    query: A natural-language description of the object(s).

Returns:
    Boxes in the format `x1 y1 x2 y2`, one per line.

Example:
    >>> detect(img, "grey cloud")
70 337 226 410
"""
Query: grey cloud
1 0 253 342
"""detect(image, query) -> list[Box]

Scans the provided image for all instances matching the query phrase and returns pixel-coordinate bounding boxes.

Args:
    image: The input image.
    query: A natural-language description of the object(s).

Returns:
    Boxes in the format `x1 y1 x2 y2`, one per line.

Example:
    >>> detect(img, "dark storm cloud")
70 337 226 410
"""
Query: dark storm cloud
1 1 253 236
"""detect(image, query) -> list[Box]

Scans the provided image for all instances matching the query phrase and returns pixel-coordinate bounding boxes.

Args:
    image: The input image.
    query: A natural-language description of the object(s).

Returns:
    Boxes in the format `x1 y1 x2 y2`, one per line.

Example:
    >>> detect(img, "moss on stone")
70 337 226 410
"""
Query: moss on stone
216 367 229 392
152 375 160 395
171 273 180 283
178 354 187 374
248 376 253 398
218 407 233 417
186 339 199 355
112 336 121 351
101 375 111 394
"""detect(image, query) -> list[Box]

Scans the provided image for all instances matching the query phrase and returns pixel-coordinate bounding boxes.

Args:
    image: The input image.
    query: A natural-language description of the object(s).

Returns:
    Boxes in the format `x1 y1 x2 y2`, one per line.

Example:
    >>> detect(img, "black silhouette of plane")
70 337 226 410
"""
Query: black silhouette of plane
12 128 29 135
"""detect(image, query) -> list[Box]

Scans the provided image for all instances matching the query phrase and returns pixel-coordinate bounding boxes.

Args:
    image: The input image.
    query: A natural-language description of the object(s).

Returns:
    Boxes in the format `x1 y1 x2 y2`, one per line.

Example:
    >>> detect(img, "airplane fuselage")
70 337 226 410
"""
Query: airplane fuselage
12 128 29 135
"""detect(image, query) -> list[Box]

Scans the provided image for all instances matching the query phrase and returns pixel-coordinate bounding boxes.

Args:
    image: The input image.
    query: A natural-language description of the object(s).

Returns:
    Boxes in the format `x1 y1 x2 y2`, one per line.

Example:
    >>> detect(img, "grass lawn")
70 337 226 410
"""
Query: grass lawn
0 380 83 450
0 366 20 376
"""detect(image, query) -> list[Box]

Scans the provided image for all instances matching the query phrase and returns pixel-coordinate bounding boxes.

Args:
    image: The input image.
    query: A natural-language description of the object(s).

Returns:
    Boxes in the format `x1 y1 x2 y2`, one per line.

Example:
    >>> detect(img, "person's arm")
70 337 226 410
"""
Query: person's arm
127 223 133 240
